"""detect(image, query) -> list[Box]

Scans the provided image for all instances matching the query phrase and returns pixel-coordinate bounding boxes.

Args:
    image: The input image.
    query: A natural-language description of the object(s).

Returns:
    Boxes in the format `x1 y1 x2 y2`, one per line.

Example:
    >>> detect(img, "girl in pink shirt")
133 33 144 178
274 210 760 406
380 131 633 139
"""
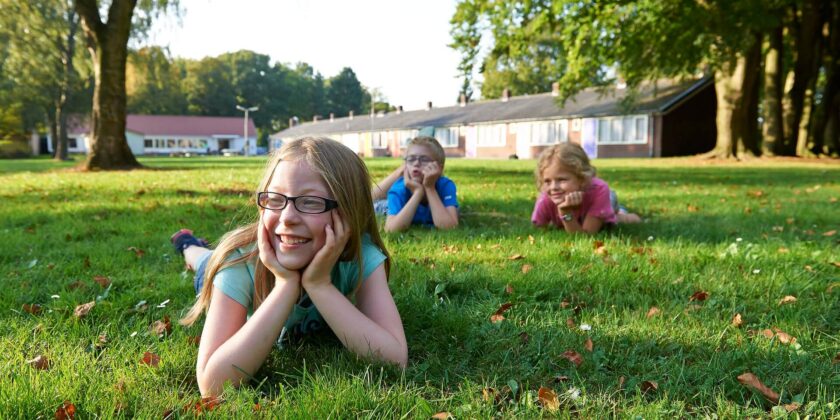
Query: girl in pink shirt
531 143 641 234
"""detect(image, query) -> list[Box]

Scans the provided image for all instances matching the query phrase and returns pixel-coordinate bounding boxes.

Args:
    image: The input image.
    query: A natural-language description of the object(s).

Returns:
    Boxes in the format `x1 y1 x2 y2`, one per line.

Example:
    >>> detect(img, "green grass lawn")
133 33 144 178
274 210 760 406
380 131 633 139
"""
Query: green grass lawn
1 155 838 417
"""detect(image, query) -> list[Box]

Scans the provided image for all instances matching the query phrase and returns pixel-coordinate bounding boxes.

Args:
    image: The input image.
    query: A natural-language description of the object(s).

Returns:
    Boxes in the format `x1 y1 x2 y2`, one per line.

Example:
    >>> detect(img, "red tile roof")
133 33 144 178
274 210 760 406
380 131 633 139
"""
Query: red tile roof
68 114 257 137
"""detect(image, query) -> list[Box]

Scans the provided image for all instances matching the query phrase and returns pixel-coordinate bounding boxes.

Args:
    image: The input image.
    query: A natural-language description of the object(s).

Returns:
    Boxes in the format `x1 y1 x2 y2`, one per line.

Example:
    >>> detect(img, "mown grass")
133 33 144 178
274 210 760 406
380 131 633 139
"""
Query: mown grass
0 155 838 418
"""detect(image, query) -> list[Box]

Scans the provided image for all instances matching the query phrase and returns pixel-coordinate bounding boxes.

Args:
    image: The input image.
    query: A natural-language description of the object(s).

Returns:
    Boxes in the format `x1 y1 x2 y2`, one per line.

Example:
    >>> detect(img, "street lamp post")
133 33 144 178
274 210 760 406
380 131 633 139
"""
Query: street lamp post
236 105 259 156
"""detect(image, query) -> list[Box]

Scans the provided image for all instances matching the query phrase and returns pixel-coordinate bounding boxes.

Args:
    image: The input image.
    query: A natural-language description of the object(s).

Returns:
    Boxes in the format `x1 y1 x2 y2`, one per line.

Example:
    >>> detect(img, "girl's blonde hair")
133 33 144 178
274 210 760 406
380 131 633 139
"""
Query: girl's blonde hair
534 142 597 189
181 137 390 326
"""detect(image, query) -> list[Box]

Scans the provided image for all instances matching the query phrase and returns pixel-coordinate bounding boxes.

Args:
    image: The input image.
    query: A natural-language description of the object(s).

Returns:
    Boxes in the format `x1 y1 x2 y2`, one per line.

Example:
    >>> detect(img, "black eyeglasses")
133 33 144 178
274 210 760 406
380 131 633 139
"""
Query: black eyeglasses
257 192 339 214
404 155 435 164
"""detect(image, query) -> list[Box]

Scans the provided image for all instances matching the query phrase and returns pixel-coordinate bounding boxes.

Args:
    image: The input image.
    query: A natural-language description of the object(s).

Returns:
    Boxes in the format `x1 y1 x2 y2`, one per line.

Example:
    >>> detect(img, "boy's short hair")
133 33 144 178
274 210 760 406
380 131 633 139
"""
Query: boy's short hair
407 136 445 165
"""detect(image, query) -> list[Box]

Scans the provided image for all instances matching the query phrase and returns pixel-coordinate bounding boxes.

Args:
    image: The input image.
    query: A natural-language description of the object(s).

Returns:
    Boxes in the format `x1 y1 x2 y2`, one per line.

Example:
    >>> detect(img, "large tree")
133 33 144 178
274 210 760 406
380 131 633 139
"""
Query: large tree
73 0 177 170
326 67 367 117
127 46 187 114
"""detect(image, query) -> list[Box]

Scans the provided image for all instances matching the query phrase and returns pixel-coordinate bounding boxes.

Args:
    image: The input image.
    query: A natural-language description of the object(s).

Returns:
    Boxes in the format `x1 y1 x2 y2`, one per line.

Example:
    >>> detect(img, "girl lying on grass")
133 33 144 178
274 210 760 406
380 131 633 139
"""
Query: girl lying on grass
532 143 642 234
174 137 407 397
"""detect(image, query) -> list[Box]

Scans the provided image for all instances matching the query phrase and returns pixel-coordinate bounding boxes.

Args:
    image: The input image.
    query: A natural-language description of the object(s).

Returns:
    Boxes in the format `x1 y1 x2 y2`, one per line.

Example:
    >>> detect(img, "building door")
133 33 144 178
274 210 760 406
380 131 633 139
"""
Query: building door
515 123 531 158
218 139 230 153
581 119 597 158
464 126 477 158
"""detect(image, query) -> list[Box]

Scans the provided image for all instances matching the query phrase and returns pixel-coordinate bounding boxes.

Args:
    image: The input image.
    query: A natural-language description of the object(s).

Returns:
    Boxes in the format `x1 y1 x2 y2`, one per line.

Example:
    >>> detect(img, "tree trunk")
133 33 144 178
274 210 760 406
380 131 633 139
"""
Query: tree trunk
809 2 840 155
53 9 79 162
779 0 823 156
762 26 785 155
75 0 140 170
711 36 763 158
826 103 839 155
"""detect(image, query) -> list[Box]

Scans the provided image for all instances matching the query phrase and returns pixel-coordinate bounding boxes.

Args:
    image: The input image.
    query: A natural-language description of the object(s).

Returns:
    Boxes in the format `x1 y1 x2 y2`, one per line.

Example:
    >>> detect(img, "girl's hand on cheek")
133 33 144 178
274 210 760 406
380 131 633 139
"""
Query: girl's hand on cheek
257 218 300 284
302 210 350 292
557 191 583 211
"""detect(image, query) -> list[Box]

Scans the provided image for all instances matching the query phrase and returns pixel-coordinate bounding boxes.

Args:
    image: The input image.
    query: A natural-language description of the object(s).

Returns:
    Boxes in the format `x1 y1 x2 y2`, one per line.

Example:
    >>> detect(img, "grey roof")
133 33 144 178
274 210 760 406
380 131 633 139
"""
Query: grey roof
274 77 712 138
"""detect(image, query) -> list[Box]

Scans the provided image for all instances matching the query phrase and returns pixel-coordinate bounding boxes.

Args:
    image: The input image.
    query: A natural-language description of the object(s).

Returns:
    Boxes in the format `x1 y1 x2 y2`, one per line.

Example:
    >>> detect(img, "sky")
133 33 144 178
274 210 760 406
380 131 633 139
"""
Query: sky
147 0 470 112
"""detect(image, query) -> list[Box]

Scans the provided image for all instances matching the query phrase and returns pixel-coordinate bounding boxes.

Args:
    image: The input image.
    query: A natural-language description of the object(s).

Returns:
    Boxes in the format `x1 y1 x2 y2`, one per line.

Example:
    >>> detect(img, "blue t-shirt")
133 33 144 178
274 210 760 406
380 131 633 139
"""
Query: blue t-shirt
212 234 387 335
387 176 459 226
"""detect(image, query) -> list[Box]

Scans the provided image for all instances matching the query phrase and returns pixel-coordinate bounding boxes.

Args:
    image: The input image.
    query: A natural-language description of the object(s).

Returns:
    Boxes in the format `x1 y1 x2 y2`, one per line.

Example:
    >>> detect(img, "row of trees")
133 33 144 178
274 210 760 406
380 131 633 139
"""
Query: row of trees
0 0 382 168
451 0 840 158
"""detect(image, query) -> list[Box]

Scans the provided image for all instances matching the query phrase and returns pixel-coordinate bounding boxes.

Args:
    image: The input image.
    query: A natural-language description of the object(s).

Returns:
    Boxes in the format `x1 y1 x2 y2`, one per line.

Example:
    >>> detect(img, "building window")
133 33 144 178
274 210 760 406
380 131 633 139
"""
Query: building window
167 139 176 148
199 139 208 149
68 138 78 148
399 130 418 147
571 118 581 131
557 120 569 142
477 124 506 147
435 127 459 148
372 132 387 149
144 139 153 148
596 115 648 144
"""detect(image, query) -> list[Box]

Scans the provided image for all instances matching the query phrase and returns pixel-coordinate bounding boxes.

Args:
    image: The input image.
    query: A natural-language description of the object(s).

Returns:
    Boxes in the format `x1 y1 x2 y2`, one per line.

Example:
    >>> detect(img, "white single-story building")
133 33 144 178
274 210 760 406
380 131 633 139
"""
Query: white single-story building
45 114 258 156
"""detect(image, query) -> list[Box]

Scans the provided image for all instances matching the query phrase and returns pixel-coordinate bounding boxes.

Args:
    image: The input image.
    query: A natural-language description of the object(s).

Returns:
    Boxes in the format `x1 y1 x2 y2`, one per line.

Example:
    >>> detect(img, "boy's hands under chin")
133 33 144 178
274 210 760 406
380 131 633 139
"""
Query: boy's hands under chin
403 166 424 196
301 210 350 292
257 220 300 284
421 161 441 189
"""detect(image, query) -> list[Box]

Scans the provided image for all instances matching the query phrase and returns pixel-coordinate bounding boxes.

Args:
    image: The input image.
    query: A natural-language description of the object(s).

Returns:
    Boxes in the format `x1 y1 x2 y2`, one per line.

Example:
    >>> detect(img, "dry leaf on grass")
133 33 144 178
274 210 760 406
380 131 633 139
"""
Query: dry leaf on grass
646 306 661 318
508 254 524 260
560 350 583 367
824 230 837 237
519 331 530 344
505 284 514 294
127 247 145 257
731 313 743 327
431 412 452 419
26 354 50 370
566 318 576 328
22 303 42 315
689 291 709 302
93 275 111 288
55 400 76 420
489 303 513 323
617 376 626 390
584 337 593 352
736 372 780 404
778 295 797 305
481 387 499 402
141 351 160 367
74 301 95 318
832 353 840 364
784 402 802 412
150 316 172 337
521 264 533 274
640 380 658 393
538 387 559 411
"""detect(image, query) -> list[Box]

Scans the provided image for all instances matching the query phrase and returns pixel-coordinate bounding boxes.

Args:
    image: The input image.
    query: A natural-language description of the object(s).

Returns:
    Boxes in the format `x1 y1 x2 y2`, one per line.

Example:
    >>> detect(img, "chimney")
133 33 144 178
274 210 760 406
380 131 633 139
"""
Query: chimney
289 117 295 127
329 112 334 122
396 105 403 114
426 101 432 111
459 93 467 107
313 115 320 122
349 110 354 120
551 82 560 97
501 88 510 102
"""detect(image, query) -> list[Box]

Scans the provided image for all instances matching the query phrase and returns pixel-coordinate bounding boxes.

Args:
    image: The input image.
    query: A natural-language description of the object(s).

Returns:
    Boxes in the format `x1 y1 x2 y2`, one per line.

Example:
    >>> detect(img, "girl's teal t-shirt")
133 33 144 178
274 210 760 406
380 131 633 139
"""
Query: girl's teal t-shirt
212 234 387 335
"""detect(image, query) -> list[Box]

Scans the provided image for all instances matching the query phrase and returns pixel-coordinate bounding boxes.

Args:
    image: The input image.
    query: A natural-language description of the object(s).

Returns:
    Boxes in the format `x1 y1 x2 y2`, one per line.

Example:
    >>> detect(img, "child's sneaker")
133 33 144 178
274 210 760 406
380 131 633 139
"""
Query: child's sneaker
170 229 210 255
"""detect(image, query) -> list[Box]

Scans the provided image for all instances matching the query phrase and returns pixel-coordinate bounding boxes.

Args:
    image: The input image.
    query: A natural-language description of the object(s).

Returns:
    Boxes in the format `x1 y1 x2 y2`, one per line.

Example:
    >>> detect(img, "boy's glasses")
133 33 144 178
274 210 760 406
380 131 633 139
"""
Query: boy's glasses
257 192 339 214
404 155 435 164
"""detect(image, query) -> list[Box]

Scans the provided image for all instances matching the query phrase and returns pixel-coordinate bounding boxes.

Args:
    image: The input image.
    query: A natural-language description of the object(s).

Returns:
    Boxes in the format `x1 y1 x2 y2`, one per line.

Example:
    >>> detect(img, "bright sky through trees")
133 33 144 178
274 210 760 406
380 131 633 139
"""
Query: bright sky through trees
147 0 465 111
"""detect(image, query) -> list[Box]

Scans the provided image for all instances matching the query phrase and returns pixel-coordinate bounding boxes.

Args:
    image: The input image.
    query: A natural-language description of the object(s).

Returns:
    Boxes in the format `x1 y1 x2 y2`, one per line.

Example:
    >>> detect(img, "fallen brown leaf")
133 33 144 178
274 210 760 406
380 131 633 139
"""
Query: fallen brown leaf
646 306 661 318
538 387 559 412
560 300 570 309
771 327 796 344
188 335 201 346
66 280 86 290
150 316 172 337
784 402 802 412
617 376 626 390
127 247 145 257
824 230 837 237
505 284 514 294
481 387 499 402
521 264 533 274
831 262 840 269
689 291 709 302
55 400 76 420
93 275 111 288
778 295 797 305
737 372 780 404
593 240 605 250
519 331 530 344
508 254 524 260
584 337 593 352
431 412 452 419
833 353 840 364
26 354 50 370
74 301 95 318
528 235 535 245
22 303 42 315
560 350 583 367
640 380 659 393
566 318 576 328
490 303 513 323
553 375 569 383
731 313 743 327
141 351 160 367
687 204 699 212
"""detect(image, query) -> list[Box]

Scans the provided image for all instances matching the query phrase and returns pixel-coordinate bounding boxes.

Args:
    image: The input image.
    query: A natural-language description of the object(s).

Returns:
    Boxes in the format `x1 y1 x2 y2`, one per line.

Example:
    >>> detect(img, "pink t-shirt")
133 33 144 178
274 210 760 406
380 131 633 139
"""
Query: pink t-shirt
531 177 617 228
